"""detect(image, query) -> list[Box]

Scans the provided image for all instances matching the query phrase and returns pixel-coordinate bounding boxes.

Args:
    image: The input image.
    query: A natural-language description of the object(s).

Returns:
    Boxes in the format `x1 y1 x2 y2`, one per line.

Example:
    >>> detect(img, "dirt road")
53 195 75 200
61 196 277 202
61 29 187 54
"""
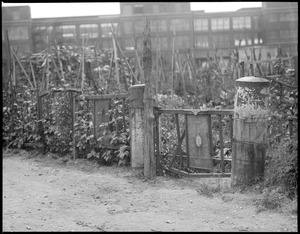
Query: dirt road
3 149 297 232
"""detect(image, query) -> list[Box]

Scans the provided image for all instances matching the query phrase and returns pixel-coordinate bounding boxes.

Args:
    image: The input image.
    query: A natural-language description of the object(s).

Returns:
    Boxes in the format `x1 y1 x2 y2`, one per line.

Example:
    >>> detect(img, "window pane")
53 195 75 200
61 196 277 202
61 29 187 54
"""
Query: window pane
7 26 29 40
102 40 113 50
124 38 134 50
135 20 144 34
195 35 209 48
175 35 190 48
268 14 277 22
212 34 230 47
194 19 208 31
152 5 159 13
232 16 251 29
170 19 190 31
59 25 76 38
79 24 98 38
101 23 119 37
123 21 133 34
211 18 230 30
123 5 132 15
151 20 168 32
152 36 169 49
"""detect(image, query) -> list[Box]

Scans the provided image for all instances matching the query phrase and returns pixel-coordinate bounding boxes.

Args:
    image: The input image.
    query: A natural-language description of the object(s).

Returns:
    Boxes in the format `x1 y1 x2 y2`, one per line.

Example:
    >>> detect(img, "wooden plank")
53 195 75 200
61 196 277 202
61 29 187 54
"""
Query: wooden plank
229 114 233 149
155 113 162 175
218 115 225 173
243 56 294 65
175 114 183 168
157 109 234 116
168 167 231 178
122 98 126 132
76 93 128 100
188 114 212 170
185 114 190 167
239 61 245 78
72 96 77 160
208 114 213 156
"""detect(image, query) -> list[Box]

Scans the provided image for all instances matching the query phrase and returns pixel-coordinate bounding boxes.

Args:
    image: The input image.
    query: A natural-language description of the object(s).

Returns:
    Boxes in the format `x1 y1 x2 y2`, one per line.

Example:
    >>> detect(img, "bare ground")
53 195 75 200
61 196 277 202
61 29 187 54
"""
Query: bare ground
2 149 298 232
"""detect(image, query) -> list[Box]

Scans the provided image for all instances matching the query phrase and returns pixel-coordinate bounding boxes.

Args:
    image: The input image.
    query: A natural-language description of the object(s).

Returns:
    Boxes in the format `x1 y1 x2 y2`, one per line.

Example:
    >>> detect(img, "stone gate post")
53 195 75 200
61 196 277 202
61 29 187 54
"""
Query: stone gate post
129 84 145 174
231 76 270 186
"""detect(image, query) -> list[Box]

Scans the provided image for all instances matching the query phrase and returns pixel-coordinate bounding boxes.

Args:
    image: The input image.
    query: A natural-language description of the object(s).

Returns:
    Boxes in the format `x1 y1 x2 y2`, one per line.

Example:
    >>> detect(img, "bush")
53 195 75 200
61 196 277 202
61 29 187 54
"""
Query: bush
264 136 298 199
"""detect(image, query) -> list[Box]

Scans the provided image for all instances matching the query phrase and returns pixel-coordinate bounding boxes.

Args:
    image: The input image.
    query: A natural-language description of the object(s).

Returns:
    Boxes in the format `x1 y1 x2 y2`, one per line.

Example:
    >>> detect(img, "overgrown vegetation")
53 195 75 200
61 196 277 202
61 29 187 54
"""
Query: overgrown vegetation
2 37 297 209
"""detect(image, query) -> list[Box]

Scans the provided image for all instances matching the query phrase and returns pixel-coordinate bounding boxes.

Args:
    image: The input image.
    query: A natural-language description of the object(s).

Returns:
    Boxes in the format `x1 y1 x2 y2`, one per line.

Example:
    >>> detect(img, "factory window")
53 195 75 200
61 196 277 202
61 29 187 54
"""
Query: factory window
253 33 263 44
123 21 133 35
59 25 76 38
174 3 182 12
100 23 119 37
211 18 230 31
133 5 144 14
79 24 98 38
33 26 53 44
253 16 261 30
136 37 143 51
268 14 277 22
232 16 251 29
124 38 134 50
280 13 298 21
212 34 230 48
175 35 190 49
280 30 298 38
269 31 279 39
7 26 29 40
152 5 159 13
170 19 190 32
159 4 167 13
102 40 113 51
195 35 209 48
194 19 209 31
123 5 132 15
233 33 252 46
152 36 169 49
135 20 144 34
150 19 168 32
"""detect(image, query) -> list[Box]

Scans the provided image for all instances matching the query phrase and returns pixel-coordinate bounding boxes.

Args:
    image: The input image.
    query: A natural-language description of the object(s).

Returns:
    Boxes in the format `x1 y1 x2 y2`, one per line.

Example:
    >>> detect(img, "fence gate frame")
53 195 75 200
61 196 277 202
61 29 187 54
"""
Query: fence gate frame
154 108 234 177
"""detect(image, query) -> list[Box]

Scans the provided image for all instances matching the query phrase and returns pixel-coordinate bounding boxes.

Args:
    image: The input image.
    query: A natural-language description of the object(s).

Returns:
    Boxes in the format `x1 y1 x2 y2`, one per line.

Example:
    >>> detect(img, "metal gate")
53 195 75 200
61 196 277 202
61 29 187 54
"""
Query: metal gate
154 108 234 177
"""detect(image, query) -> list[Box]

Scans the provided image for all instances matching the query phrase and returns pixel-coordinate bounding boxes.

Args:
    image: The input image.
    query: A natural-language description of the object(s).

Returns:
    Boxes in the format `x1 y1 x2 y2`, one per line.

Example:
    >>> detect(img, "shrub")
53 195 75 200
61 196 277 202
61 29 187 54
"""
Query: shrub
264 136 298 199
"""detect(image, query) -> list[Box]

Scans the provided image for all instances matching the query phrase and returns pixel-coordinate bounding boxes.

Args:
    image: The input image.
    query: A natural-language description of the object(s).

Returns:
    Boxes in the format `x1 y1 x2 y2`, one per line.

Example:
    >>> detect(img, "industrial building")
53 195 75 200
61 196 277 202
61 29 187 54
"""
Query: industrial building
2 2 298 67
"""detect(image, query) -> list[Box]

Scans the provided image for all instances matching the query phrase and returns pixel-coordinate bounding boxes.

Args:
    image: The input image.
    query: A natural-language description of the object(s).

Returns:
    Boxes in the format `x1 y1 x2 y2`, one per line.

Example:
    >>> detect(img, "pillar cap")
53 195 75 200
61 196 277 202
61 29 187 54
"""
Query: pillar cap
236 76 270 83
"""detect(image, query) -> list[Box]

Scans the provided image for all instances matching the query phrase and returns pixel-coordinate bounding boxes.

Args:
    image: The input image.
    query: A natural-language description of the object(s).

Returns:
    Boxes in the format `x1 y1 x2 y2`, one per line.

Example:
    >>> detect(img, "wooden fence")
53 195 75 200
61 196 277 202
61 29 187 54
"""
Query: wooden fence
72 93 129 160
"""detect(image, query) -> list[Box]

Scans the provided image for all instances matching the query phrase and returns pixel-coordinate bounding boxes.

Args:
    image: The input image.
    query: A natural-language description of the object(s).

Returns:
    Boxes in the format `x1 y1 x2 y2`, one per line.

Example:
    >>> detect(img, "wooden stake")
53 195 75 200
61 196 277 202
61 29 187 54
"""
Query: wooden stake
143 19 155 179
81 38 85 91
11 48 34 89
29 59 37 89
132 37 144 83
112 36 120 85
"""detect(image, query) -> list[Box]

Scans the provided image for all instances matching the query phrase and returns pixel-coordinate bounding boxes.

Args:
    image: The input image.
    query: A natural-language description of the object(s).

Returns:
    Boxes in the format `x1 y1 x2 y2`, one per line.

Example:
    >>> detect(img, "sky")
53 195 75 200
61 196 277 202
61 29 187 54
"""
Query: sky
1 2 262 18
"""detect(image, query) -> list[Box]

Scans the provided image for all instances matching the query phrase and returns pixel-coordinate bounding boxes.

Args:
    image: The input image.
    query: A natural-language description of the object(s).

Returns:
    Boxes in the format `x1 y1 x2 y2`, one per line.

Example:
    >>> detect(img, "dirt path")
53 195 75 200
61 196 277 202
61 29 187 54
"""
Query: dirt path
3 149 297 232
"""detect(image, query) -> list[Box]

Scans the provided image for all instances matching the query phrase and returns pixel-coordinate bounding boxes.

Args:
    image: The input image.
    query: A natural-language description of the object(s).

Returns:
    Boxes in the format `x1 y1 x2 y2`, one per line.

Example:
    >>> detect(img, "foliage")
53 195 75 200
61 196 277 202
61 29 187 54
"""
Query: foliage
3 86 40 149
73 95 130 166
41 91 74 155
264 136 298 199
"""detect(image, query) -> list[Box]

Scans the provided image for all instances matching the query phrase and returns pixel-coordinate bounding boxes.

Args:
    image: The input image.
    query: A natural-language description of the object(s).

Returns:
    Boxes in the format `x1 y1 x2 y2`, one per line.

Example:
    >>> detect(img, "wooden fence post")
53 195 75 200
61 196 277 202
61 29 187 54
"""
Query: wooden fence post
143 19 156 179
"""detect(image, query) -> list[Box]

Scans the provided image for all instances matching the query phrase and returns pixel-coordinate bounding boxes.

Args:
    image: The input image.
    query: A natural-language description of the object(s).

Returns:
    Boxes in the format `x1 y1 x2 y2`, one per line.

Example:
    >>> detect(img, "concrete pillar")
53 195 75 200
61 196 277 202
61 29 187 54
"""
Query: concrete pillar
231 76 270 186
129 84 145 174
